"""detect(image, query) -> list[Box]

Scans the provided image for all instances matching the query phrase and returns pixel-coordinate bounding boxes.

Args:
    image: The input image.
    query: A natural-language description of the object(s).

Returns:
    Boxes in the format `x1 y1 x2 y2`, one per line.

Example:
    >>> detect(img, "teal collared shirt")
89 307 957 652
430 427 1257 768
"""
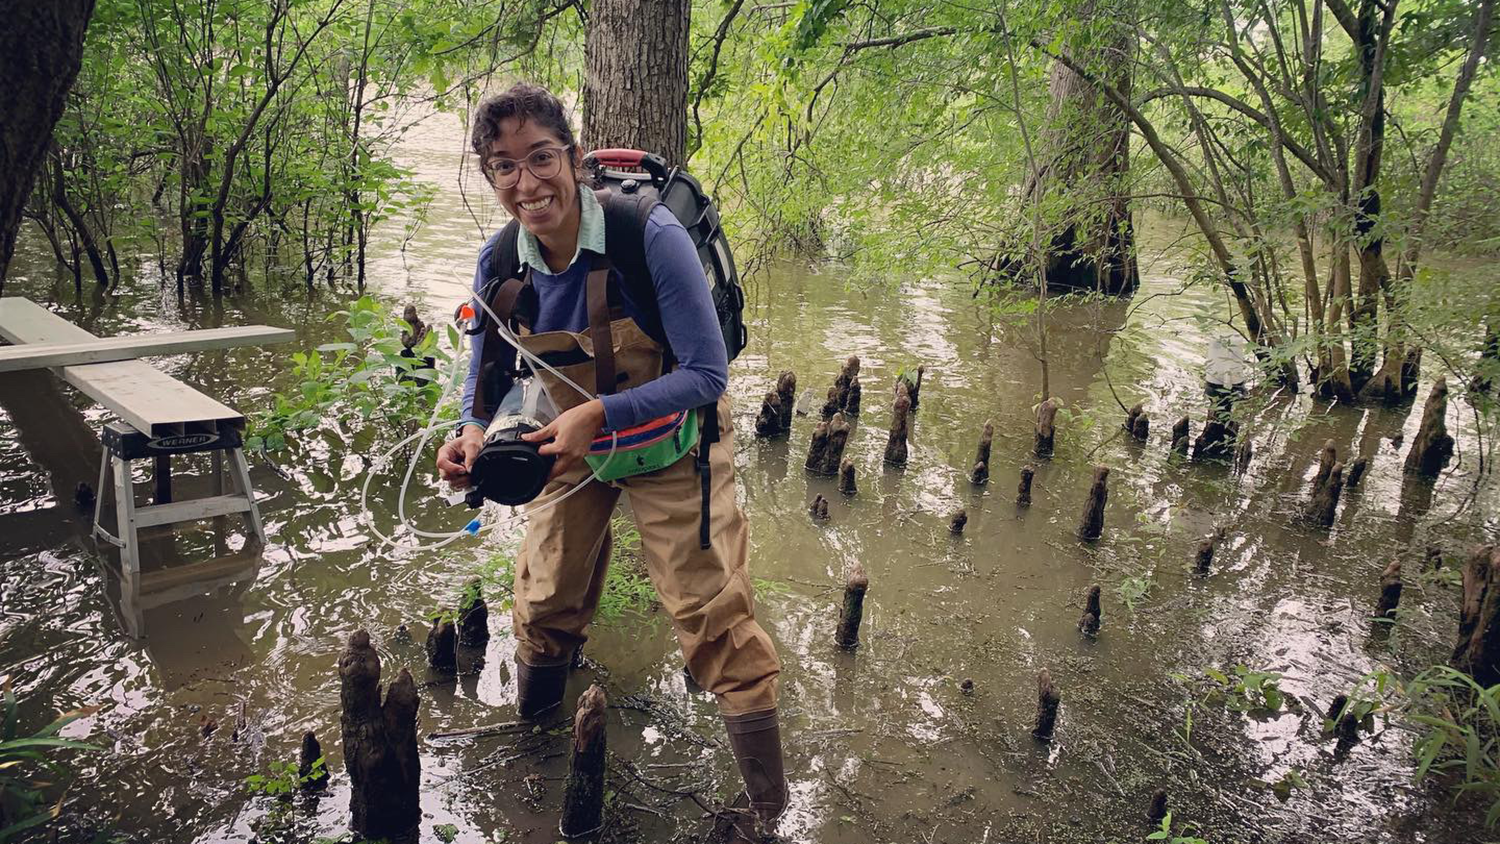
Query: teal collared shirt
516 185 606 272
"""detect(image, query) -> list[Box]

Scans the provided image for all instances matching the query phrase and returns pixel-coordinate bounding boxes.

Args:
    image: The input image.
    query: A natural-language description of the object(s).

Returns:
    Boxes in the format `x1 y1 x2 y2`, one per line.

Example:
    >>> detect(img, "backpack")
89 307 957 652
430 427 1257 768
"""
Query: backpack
486 148 747 364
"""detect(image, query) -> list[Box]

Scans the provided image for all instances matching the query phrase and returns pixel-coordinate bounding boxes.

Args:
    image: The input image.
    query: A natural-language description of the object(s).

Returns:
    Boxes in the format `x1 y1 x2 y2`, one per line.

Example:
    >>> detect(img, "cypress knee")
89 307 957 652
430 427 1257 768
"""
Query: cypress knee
1078 585 1101 637
805 420 830 473
1034 398 1059 457
1192 419 1233 460
299 731 328 791
1170 416 1190 456
949 508 967 535
1327 693 1360 741
1452 545 1500 687
340 631 420 840
776 371 797 432
835 562 869 649
1147 789 1168 822
559 685 608 838
1077 466 1110 541
1124 403 1143 434
1346 456 1368 488
884 391 911 466
1032 669 1060 740
1304 462 1345 528
754 391 783 437
897 365 925 410
821 385 842 419
809 494 829 521
839 459 857 495
458 578 489 647
1131 412 1150 443
827 356 862 417
1375 561 1402 620
1235 436 1253 472
971 422 993 485
1017 466 1035 506
820 412 851 475
1405 378 1455 478
1194 538 1215 575
426 617 457 672
1311 439 1337 492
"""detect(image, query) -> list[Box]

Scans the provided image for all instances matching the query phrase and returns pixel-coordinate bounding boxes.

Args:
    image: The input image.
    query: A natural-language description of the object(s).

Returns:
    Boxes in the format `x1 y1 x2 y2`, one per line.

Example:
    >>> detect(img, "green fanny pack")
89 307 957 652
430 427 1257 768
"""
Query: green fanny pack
585 407 698 481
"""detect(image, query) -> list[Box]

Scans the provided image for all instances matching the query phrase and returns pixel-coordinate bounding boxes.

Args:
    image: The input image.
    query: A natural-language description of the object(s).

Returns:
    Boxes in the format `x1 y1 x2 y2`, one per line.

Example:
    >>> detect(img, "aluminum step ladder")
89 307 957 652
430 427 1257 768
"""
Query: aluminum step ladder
92 421 265 575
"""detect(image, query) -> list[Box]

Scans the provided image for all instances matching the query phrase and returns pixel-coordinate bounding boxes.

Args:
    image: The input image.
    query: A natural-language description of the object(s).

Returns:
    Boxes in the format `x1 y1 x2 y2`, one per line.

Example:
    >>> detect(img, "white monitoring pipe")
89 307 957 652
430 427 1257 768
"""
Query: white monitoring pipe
357 280 618 552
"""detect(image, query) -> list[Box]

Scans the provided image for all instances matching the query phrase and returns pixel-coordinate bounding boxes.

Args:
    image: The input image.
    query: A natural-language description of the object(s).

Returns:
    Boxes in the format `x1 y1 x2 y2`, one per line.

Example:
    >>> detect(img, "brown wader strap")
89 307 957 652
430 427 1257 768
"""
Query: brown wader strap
698 403 721 550
585 254 616 397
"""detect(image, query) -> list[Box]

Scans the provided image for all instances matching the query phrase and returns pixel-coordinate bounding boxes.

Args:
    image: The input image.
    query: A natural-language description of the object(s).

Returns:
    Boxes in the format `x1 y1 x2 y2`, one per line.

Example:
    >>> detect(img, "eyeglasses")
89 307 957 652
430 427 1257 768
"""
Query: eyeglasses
482 145 572 189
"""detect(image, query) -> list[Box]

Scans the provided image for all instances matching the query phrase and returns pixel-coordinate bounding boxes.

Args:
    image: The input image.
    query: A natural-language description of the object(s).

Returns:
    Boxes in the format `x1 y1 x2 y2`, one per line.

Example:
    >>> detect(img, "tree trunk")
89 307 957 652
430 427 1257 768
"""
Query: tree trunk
0 0 96 293
1025 9 1137 296
584 0 690 167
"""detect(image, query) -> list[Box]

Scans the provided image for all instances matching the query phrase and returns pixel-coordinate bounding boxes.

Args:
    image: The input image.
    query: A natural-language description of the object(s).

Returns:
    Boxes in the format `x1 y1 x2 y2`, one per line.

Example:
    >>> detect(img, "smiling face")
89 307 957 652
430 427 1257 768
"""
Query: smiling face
486 116 582 252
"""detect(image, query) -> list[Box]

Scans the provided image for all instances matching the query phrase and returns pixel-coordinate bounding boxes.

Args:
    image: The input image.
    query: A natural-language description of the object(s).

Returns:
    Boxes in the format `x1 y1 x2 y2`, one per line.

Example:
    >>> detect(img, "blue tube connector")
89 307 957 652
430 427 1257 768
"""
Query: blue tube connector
464 517 482 535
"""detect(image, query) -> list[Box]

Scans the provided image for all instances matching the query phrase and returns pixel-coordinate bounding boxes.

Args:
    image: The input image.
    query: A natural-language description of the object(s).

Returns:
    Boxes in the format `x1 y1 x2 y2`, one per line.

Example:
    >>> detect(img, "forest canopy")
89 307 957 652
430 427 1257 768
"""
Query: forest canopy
6 0 1499 400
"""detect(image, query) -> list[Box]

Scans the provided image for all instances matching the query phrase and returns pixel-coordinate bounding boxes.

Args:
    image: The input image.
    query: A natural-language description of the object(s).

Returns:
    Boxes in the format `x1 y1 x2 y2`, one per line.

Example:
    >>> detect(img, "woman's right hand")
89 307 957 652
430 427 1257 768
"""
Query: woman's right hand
436 426 484 488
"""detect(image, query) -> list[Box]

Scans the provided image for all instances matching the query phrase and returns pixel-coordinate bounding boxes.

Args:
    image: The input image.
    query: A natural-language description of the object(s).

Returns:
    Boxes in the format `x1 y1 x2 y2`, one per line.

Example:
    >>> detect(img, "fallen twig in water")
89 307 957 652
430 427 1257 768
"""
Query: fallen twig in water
427 717 564 740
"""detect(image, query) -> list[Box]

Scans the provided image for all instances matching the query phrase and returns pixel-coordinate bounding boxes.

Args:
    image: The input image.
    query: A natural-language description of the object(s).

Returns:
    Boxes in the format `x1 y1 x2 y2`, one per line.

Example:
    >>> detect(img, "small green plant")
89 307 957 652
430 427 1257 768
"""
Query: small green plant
1271 768 1308 802
1146 812 1208 844
1118 574 1153 611
248 296 458 451
244 757 329 844
1203 665 1284 713
244 757 325 798
0 682 98 843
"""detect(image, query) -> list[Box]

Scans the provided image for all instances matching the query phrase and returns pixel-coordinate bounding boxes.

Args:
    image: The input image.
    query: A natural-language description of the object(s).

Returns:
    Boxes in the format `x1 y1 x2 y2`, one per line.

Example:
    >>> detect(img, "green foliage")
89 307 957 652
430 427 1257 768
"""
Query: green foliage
243 757 331 844
1202 665 1285 714
243 757 325 798
0 683 99 843
1117 574 1152 612
1146 812 1208 844
247 296 457 450
1403 666 1500 826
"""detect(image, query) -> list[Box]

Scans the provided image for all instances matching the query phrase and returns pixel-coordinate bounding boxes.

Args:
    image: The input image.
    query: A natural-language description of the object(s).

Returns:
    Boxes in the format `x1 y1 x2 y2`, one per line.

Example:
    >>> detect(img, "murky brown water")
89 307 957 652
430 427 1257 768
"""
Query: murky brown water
1 109 1498 844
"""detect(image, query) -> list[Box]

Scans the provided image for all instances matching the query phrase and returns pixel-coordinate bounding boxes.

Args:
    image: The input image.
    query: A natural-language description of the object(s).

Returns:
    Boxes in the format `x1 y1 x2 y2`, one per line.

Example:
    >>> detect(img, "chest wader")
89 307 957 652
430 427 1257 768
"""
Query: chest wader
477 254 722 547
479 255 786 838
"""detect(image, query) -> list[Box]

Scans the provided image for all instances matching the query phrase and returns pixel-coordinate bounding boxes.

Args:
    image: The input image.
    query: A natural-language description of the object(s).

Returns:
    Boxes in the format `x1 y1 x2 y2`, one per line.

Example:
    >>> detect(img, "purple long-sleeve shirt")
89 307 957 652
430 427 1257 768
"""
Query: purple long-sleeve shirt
460 204 728 432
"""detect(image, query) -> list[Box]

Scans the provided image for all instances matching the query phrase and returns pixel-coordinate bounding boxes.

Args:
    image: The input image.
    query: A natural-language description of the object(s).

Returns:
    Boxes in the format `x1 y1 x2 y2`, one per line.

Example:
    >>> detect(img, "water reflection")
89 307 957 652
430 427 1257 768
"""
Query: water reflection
100 539 262 689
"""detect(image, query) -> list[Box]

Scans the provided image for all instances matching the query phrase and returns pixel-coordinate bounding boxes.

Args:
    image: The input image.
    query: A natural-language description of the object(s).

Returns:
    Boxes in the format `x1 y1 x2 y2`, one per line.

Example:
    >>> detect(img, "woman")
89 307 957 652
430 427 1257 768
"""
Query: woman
435 82 786 837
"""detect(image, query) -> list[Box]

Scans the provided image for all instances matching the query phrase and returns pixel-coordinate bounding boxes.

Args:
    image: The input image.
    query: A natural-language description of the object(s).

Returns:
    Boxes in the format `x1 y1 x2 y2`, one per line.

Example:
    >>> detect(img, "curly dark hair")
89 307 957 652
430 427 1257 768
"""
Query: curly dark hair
470 82 579 183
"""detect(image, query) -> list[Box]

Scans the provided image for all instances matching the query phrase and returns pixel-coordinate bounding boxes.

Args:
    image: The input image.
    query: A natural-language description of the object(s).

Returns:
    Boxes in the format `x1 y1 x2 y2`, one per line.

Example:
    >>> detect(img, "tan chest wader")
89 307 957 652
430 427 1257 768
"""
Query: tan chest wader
477 234 785 841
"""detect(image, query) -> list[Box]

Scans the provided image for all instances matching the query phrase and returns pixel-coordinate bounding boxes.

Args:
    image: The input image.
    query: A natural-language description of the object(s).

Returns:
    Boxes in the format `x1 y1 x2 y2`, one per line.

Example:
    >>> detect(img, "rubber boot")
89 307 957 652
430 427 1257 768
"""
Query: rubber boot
720 708 788 842
514 660 568 720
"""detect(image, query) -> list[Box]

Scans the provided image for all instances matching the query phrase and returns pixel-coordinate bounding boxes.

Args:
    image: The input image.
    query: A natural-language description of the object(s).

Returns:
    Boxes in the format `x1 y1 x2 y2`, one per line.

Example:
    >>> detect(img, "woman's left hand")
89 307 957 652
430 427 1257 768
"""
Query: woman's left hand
523 399 606 480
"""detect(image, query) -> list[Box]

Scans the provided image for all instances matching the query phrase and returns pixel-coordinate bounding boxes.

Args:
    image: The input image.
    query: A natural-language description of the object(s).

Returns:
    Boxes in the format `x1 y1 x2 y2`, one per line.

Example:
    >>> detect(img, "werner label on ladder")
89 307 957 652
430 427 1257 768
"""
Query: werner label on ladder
0 297 295 574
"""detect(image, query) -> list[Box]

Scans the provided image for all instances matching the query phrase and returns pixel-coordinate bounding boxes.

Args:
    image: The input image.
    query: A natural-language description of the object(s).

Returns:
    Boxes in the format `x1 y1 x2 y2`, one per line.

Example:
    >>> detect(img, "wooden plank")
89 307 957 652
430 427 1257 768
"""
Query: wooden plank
0 325 297 372
133 494 252 528
0 298 250 434
0 297 96 344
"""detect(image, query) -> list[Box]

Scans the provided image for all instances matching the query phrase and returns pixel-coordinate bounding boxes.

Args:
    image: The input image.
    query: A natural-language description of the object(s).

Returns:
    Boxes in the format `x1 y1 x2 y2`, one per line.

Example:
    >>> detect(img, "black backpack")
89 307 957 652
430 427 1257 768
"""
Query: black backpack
486 148 747 363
